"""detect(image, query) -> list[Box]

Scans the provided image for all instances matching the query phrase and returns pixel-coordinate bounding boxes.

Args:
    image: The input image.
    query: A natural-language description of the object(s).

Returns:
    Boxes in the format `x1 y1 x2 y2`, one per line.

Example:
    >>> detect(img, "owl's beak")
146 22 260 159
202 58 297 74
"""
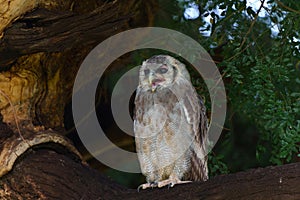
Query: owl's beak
149 74 164 92
151 87 156 92
148 73 153 84
148 74 156 92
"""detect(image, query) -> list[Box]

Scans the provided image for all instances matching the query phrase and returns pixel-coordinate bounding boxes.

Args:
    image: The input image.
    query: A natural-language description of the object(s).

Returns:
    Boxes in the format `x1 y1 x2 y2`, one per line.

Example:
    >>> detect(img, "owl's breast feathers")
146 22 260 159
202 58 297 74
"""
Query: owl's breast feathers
134 77 208 182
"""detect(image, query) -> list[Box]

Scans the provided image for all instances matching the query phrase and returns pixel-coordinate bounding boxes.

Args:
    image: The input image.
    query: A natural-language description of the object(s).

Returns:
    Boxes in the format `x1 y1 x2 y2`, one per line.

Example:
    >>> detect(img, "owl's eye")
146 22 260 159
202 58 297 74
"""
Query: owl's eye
144 69 150 75
157 66 168 74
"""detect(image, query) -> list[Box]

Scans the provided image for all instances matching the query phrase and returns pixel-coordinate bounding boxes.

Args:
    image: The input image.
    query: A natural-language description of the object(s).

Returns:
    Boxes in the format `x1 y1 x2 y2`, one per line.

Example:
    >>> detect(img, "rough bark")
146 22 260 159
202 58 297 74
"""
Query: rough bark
0 4 129 67
0 148 127 199
0 0 156 130
0 143 299 199
0 123 299 199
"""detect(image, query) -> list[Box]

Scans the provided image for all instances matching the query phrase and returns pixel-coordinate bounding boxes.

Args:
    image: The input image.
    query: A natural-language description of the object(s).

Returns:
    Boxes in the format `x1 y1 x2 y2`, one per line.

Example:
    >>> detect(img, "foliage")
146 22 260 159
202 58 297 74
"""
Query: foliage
101 0 299 185
154 0 300 175
213 0 300 166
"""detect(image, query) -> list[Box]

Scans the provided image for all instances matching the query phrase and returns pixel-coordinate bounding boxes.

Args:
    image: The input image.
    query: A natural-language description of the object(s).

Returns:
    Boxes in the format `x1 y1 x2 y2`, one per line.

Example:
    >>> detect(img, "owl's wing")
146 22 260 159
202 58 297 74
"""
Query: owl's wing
179 81 208 150
178 80 208 181
195 94 208 151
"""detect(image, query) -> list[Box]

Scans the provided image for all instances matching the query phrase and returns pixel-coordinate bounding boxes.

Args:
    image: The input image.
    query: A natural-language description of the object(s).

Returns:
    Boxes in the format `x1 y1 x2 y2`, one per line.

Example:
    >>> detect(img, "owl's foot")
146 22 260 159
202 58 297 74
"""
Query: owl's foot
157 178 192 188
137 182 158 191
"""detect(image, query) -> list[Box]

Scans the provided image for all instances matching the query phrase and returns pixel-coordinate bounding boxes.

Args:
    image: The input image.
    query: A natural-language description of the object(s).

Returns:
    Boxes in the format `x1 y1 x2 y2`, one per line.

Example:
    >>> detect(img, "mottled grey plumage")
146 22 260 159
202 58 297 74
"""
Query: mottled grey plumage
134 55 208 189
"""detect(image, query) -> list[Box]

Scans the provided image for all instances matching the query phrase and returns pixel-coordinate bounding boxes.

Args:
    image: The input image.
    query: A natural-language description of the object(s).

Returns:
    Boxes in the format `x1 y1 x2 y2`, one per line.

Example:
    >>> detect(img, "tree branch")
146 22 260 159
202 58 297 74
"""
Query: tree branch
240 0 266 49
0 3 131 67
1 141 299 199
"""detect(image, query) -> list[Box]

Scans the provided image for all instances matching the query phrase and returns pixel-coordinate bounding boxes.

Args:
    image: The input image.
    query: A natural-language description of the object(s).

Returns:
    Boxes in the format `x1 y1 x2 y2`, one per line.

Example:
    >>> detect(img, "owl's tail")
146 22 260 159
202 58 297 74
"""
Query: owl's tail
188 150 208 181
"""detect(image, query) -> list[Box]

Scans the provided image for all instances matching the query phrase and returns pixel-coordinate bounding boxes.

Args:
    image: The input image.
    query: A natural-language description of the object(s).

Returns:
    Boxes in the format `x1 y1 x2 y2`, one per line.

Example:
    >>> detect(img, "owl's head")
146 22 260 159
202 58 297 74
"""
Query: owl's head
138 55 191 92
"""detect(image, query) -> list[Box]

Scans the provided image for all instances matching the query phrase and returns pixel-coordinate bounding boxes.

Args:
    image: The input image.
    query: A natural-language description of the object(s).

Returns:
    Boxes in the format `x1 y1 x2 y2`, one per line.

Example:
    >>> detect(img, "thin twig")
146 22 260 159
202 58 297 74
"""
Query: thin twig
226 42 252 61
276 1 300 15
240 0 266 49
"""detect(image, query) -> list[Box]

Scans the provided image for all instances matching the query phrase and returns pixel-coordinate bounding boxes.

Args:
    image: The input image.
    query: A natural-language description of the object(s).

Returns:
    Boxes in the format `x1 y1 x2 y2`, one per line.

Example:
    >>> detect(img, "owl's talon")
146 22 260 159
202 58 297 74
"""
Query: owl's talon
157 178 192 188
137 184 146 192
137 182 158 192
151 182 158 188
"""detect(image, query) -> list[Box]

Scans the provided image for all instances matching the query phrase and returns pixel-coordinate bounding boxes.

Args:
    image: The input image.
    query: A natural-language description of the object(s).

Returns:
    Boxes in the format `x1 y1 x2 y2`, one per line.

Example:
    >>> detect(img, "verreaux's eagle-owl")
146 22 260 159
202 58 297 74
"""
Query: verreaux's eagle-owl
134 55 208 189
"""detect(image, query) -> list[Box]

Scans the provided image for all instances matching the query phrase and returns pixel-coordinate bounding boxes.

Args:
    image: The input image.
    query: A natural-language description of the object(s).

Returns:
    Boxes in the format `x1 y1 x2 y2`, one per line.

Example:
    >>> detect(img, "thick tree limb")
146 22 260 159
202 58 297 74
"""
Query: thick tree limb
0 2 131 67
0 140 299 199
0 149 127 199
128 163 300 200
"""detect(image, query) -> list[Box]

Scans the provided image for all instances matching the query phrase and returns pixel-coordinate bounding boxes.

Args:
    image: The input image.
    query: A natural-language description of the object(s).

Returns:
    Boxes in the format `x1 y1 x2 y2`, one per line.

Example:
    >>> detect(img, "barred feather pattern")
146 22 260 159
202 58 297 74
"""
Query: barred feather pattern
134 55 208 185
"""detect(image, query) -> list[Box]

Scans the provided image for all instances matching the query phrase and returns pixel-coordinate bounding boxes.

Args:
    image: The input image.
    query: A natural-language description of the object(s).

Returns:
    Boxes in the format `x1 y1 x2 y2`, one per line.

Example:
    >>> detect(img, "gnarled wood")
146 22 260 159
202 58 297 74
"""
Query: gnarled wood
0 125 81 178
0 0 156 129
0 138 299 199
0 2 129 67
0 0 38 38
0 122 299 199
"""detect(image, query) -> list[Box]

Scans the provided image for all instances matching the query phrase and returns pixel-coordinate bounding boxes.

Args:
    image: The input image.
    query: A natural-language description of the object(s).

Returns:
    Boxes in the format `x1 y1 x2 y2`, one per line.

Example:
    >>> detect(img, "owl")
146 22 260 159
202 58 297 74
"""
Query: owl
134 55 208 190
